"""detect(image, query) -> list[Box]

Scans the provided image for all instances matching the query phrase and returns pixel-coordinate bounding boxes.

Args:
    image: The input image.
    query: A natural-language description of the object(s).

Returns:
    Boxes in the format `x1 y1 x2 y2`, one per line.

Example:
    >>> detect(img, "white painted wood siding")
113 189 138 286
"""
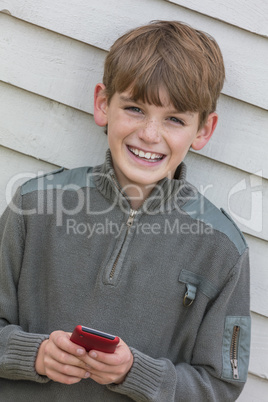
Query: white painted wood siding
166 0 268 37
0 0 267 399
1 0 267 110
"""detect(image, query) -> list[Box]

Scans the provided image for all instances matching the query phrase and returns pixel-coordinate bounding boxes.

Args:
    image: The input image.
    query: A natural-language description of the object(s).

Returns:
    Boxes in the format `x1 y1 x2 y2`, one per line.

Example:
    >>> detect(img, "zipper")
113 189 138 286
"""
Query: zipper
109 172 153 281
230 325 240 380
126 208 136 227
109 208 137 280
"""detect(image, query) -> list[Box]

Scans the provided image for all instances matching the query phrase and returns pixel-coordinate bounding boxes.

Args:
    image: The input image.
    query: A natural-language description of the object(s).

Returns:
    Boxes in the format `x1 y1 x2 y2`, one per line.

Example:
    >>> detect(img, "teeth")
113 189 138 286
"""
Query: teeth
129 147 162 160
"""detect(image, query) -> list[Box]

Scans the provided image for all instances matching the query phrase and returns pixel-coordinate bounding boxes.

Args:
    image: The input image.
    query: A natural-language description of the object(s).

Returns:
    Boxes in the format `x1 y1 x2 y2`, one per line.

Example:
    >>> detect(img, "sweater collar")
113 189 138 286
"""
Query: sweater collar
93 149 196 213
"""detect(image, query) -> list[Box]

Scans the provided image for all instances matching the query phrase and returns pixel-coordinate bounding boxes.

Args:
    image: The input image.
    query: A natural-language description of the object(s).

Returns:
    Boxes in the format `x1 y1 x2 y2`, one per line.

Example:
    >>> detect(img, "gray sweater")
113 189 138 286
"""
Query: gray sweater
0 150 250 401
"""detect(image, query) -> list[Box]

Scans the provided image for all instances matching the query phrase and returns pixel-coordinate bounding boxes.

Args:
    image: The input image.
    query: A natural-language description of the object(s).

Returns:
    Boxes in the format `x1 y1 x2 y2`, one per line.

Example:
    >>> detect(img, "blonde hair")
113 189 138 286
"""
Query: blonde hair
103 20 225 128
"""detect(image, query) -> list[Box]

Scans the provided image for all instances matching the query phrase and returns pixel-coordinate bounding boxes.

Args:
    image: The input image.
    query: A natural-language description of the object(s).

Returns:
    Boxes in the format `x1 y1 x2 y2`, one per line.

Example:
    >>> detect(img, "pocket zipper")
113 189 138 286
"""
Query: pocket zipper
230 325 240 380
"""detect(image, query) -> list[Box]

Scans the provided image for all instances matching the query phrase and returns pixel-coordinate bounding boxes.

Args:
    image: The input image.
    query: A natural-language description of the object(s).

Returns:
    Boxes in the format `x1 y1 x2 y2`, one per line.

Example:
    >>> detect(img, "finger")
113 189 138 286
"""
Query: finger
50 331 87 358
87 371 112 385
45 357 91 383
86 363 129 386
42 344 91 384
45 367 90 385
42 332 89 378
45 340 87 370
83 344 133 385
86 340 127 367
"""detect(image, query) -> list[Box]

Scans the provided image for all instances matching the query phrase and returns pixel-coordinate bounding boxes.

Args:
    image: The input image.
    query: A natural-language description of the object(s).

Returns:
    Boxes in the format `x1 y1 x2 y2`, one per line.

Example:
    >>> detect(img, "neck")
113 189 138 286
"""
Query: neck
124 182 156 210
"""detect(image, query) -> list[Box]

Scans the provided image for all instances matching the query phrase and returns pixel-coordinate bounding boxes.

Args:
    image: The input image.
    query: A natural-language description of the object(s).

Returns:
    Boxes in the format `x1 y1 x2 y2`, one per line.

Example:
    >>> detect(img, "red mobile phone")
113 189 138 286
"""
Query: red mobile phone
70 325 120 353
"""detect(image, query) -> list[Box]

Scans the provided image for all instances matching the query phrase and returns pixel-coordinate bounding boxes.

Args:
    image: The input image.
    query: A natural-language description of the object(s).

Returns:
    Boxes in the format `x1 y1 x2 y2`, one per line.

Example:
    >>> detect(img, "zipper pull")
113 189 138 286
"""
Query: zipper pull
231 359 239 379
126 209 136 227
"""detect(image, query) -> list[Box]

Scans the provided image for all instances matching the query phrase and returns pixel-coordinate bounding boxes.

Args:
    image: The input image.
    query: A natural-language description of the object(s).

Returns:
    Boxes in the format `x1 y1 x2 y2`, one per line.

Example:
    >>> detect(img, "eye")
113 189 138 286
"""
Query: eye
125 106 143 114
168 116 185 126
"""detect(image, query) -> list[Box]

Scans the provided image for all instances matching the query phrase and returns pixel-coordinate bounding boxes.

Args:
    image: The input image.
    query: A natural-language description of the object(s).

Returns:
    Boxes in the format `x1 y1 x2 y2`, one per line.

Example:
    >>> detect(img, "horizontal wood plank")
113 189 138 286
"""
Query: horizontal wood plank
197 95 268 179
165 0 268 37
0 146 58 214
0 13 105 113
185 152 268 241
245 235 268 318
0 2 268 109
0 82 108 170
237 373 268 401
249 313 268 379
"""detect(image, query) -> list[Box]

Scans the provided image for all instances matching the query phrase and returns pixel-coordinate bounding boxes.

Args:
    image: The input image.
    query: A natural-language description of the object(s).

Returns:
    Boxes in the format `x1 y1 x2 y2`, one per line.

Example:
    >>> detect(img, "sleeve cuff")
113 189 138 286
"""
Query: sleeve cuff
3 331 50 383
107 347 176 401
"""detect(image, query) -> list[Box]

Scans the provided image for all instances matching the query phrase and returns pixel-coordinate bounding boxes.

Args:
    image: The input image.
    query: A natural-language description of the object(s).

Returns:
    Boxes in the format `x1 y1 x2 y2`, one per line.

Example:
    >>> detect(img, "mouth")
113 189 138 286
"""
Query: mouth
128 146 165 163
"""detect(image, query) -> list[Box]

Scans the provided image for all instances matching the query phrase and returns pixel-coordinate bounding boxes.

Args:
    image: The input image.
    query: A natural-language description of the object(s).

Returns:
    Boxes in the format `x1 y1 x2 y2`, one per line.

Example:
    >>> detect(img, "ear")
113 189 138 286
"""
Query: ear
94 83 108 127
191 113 218 151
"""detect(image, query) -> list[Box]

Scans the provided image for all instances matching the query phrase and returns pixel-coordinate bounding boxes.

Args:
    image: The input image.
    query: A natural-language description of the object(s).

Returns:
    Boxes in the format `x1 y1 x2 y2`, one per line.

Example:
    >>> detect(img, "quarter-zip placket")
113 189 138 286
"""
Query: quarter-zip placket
104 174 140 283
106 171 166 284
109 208 137 280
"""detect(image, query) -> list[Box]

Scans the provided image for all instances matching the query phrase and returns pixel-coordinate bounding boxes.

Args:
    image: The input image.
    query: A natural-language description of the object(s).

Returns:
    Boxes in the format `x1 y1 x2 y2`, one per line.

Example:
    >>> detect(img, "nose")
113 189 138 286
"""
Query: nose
138 119 161 143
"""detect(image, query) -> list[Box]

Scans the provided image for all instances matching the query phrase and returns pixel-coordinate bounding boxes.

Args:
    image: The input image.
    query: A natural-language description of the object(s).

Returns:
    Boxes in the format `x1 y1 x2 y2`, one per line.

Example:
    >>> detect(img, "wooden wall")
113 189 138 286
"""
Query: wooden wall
0 1 267 399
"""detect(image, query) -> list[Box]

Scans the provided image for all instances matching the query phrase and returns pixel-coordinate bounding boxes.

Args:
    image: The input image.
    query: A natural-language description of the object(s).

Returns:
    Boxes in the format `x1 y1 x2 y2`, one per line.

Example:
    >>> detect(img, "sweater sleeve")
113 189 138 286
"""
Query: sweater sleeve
107 249 251 402
0 189 49 383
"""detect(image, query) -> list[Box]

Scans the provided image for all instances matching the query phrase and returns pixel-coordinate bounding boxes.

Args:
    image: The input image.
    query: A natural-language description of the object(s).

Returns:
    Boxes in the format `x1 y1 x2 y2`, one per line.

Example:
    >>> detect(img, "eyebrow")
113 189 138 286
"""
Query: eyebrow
169 110 195 118
119 95 195 118
119 95 139 103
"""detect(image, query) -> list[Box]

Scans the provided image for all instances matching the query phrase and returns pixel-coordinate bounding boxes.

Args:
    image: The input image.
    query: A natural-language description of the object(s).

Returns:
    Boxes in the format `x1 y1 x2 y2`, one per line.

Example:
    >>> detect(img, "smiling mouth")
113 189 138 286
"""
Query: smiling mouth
128 146 165 162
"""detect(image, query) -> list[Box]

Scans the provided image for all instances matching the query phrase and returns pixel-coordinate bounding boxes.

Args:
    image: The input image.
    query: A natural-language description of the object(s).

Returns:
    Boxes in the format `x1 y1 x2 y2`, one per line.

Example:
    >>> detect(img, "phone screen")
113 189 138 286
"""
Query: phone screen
81 326 116 340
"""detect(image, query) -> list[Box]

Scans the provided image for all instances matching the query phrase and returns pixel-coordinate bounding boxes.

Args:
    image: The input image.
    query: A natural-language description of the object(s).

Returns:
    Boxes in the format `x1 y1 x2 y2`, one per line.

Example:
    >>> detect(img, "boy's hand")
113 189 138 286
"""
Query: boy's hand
80 338 133 385
35 330 90 384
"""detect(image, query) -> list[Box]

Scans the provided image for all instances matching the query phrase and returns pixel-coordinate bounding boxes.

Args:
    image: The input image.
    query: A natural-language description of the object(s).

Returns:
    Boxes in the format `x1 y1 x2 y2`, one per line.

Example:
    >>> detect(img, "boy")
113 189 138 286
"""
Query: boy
0 21 250 401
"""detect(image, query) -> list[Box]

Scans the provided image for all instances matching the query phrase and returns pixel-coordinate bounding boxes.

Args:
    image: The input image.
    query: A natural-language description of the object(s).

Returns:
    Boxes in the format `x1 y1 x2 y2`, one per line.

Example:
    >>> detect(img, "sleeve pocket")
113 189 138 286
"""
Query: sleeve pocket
221 316 251 382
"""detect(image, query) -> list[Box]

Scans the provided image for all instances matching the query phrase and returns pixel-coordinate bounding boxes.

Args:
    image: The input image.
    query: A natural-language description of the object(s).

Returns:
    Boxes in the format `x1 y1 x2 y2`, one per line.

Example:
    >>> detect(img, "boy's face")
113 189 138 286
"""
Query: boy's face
94 84 217 197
